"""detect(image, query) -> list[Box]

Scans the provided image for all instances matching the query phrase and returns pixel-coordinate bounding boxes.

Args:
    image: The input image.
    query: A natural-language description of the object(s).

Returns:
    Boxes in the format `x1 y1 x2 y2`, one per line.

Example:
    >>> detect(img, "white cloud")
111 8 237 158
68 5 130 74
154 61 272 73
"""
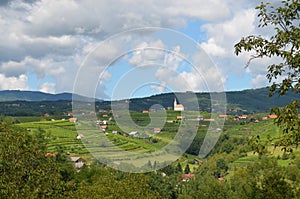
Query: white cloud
200 8 256 57
39 82 56 94
200 38 226 56
251 74 268 88
0 0 282 94
0 74 29 90
128 39 166 66
150 84 166 93
0 60 27 77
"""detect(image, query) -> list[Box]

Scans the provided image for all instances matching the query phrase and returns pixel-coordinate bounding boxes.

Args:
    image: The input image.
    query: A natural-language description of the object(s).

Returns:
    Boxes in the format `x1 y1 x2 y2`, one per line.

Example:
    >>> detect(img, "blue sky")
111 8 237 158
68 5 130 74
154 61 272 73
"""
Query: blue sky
0 0 280 99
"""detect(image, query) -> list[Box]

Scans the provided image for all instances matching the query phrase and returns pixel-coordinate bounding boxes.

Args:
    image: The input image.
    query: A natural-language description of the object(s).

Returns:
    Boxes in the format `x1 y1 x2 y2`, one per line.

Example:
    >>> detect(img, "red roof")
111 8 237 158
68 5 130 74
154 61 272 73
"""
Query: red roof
69 118 78 122
219 114 229 118
100 125 107 129
268 114 277 119
182 173 195 180
45 152 56 157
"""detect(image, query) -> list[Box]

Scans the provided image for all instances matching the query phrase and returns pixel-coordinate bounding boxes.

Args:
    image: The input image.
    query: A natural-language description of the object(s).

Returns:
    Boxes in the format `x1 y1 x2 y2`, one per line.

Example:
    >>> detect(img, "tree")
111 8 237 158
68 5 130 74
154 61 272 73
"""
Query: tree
0 122 71 198
184 164 191 174
176 162 183 173
235 0 300 149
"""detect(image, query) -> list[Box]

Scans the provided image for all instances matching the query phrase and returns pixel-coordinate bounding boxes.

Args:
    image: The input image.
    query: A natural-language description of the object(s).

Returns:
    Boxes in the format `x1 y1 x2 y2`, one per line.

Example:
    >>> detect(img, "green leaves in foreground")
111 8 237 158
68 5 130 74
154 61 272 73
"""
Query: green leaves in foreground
234 0 300 147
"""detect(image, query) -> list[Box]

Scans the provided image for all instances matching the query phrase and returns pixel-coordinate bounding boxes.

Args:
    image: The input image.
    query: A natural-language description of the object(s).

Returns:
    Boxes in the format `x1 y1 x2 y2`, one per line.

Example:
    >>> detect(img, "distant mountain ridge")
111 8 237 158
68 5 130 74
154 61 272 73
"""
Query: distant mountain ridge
0 88 298 114
0 90 92 102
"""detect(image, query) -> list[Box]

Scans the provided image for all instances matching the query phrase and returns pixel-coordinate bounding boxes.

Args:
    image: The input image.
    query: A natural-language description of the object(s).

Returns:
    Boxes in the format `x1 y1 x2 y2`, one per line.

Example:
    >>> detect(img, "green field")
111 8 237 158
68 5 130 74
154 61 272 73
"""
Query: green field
15 111 297 171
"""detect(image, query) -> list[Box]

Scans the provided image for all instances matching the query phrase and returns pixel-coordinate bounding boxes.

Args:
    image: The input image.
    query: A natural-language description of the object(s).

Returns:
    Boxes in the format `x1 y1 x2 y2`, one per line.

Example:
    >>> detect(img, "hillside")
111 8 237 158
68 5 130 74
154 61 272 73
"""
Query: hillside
0 88 298 116
0 90 93 102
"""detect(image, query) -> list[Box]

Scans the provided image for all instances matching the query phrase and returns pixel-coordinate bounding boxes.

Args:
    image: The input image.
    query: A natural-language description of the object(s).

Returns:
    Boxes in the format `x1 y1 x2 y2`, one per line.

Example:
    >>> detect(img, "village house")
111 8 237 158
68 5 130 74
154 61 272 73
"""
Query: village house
100 125 107 131
239 115 248 119
174 98 184 111
153 128 161 133
69 117 78 123
193 158 203 164
45 152 56 157
177 115 183 120
70 157 84 169
181 173 195 182
76 134 84 139
268 114 277 119
129 131 139 137
203 118 215 122
218 114 229 119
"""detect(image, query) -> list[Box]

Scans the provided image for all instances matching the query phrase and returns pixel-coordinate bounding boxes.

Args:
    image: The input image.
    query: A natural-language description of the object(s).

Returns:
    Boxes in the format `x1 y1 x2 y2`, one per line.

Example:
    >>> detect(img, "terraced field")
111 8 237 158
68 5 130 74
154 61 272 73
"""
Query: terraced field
16 115 182 161
16 111 295 170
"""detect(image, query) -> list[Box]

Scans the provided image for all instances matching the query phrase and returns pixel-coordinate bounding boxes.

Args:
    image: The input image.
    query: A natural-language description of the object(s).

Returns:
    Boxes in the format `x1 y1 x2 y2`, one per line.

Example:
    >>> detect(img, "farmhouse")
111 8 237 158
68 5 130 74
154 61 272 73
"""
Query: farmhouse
100 125 107 131
69 118 78 122
70 157 84 169
268 114 277 119
129 131 139 137
218 114 229 119
239 115 248 119
45 152 56 157
177 116 183 120
203 118 215 122
153 128 161 133
76 134 84 139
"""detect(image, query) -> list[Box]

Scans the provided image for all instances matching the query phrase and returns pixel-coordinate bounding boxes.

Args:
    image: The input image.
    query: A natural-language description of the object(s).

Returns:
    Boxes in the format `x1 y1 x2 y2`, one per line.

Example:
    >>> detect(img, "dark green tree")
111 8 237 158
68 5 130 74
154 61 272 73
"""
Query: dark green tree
235 0 300 149
216 158 228 172
221 141 234 154
175 162 183 173
147 160 152 168
184 164 191 174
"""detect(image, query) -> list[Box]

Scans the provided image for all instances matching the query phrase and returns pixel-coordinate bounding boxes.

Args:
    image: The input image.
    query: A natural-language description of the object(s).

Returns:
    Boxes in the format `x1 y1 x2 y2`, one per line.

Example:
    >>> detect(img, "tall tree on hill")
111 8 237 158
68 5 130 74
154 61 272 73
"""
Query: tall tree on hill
235 0 300 150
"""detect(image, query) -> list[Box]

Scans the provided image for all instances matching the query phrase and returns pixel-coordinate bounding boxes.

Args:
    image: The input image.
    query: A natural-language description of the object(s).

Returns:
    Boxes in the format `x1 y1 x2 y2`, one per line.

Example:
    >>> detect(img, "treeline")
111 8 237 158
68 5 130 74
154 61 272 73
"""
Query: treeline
0 88 299 116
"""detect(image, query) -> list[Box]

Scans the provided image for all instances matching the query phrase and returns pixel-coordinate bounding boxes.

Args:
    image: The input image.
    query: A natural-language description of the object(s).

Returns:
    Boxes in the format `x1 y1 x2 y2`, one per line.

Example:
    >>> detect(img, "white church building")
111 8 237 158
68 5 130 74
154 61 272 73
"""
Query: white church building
174 98 184 111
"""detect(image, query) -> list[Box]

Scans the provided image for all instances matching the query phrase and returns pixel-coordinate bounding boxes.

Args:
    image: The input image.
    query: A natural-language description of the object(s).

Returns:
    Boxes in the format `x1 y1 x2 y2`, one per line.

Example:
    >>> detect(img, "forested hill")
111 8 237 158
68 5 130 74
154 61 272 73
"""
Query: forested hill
128 87 298 113
0 88 298 116
0 90 92 102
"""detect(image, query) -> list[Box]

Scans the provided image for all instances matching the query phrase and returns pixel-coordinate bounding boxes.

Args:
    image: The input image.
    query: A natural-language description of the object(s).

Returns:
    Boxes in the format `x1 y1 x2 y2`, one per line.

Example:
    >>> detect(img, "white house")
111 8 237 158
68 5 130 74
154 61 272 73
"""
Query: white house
70 157 84 169
76 134 84 139
129 131 139 137
174 98 184 111
153 128 161 133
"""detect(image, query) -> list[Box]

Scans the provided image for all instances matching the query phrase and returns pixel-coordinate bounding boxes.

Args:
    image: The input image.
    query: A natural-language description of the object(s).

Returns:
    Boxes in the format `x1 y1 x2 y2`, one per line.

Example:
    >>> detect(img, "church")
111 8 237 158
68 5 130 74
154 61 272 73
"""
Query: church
174 98 184 111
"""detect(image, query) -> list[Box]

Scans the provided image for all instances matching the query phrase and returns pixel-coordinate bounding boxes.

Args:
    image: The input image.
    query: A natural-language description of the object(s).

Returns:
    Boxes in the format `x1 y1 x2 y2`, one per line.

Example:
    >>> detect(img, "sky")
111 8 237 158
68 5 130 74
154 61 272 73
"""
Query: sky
0 0 281 100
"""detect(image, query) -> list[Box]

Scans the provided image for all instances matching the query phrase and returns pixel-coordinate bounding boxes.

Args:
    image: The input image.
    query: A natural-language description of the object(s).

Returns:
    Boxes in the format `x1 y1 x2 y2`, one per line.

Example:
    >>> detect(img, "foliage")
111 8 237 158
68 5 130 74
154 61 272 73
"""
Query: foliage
0 122 72 198
235 0 300 148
